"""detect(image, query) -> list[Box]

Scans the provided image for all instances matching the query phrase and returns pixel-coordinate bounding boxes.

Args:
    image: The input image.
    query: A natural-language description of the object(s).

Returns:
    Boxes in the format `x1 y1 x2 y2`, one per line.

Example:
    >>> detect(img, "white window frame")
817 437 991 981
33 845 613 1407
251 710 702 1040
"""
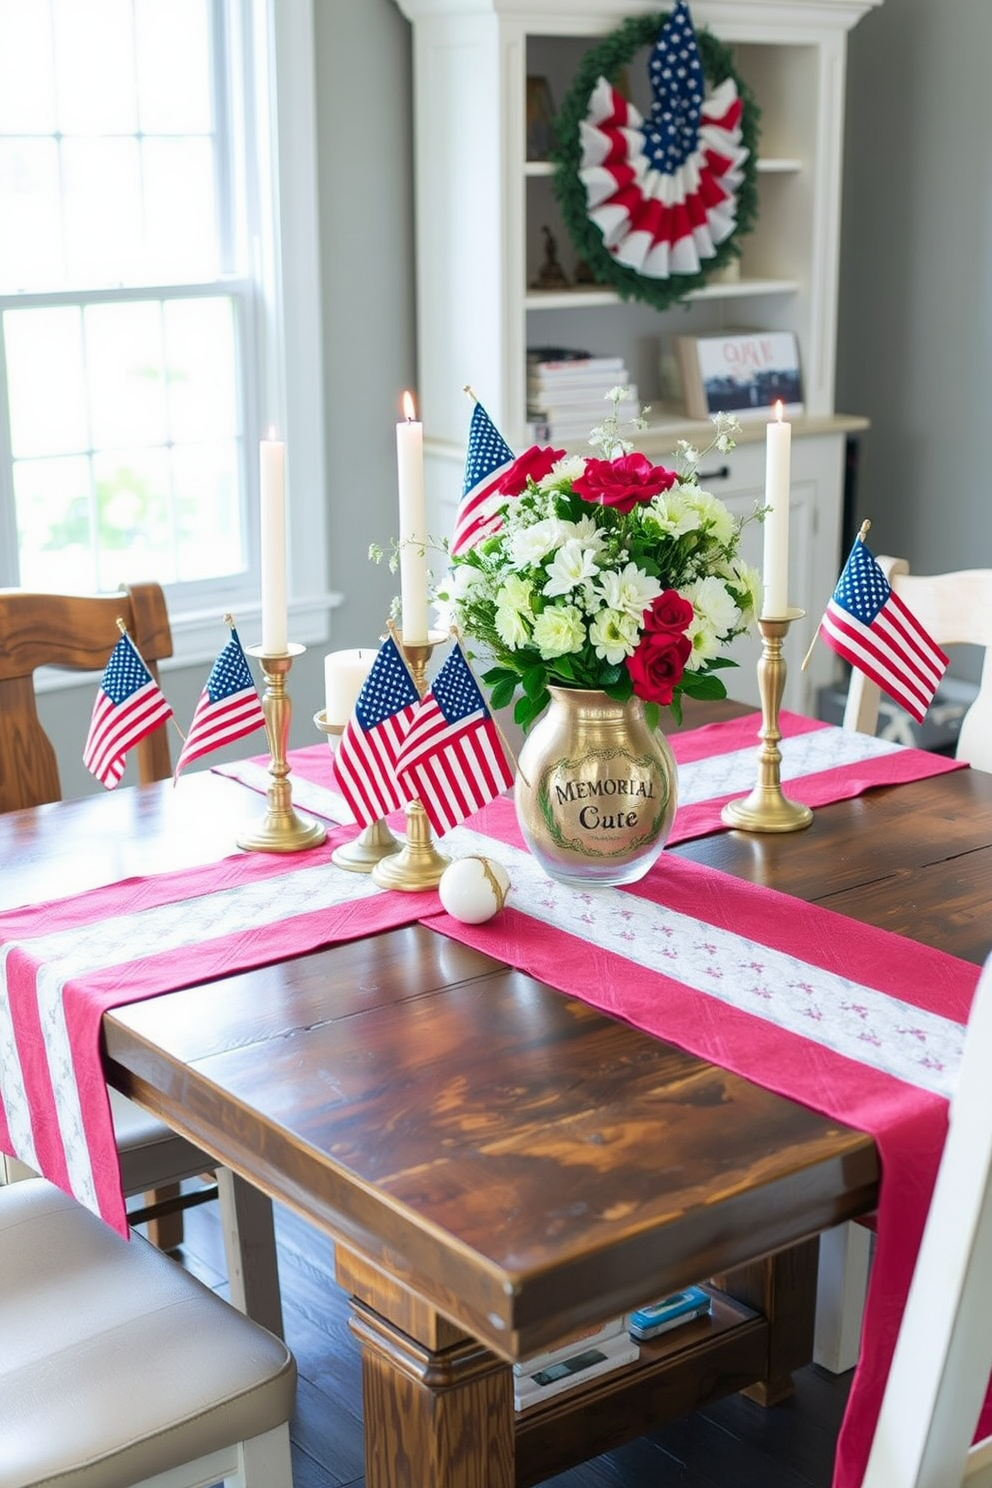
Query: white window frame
0 0 333 677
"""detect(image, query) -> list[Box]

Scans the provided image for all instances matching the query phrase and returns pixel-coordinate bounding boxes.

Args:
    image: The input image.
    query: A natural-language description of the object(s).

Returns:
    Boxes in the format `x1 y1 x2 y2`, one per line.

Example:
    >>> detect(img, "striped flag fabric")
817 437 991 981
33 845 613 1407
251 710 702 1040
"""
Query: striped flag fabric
82 632 173 789
818 539 948 724
173 627 266 780
450 400 515 555
395 642 515 835
334 635 420 824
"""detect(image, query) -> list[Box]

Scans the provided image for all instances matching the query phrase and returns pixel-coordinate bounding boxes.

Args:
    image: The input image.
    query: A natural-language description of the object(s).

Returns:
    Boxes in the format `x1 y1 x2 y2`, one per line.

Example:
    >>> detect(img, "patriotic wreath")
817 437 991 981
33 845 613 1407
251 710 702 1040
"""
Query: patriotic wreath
551 3 760 312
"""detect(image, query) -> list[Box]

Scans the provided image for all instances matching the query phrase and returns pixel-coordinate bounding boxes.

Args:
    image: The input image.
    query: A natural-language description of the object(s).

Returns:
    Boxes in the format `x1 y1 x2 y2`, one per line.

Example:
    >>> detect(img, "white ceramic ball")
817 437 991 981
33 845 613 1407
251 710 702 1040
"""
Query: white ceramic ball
438 855 510 924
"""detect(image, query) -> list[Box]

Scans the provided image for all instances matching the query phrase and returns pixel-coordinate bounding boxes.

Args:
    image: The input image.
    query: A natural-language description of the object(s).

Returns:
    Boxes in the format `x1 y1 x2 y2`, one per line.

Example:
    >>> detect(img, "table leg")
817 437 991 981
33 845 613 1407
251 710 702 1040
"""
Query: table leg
337 1249 514 1488
713 1237 819 1405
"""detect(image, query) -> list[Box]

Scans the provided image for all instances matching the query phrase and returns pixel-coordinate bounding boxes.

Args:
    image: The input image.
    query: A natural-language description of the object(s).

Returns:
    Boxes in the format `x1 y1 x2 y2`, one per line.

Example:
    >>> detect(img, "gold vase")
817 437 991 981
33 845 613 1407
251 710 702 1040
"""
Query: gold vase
515 687 678 887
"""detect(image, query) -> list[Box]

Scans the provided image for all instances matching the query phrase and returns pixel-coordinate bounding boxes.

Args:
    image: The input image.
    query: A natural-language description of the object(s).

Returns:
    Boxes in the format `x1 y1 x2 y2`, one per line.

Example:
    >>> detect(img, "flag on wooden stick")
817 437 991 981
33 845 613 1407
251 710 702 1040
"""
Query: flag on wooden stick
450 398 515 555
818 536 948 723
395 641 515 836
174 622 266 780
83 629 173 789
334 635 420 825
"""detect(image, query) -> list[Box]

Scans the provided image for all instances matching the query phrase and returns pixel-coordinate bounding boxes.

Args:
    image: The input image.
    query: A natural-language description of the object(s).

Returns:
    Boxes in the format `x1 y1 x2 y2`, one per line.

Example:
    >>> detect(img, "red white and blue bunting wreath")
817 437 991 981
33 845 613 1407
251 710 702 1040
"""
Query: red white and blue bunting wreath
552 3 760 312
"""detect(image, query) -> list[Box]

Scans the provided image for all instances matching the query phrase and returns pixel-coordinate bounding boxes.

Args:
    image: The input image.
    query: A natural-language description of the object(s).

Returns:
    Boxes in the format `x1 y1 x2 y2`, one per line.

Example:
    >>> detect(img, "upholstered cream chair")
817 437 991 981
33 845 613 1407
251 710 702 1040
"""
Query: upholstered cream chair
0 1177 296 1488
0 585 282 1334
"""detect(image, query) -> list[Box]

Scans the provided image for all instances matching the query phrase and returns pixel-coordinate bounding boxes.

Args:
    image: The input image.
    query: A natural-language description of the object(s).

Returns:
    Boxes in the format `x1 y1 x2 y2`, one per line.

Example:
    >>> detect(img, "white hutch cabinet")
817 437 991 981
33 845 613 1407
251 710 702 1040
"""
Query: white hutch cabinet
397 0 879 712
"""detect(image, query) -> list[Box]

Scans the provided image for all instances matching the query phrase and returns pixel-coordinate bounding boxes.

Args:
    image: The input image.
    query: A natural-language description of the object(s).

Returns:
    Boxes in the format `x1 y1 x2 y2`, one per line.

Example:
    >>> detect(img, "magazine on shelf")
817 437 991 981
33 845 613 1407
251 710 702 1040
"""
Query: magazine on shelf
528 383 638 420
513 1332 640 1412
527 346 627 378
677 331 803 420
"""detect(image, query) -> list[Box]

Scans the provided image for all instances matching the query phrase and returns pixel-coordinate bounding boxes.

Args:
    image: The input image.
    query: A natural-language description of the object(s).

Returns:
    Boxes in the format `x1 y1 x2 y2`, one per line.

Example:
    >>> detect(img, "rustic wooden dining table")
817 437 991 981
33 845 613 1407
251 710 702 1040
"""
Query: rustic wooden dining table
4 698 991 1488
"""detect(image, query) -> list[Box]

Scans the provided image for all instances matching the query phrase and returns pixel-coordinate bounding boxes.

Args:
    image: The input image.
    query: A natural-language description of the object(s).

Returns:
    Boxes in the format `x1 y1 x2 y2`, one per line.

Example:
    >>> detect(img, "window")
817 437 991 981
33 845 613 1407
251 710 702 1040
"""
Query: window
0 0 328 661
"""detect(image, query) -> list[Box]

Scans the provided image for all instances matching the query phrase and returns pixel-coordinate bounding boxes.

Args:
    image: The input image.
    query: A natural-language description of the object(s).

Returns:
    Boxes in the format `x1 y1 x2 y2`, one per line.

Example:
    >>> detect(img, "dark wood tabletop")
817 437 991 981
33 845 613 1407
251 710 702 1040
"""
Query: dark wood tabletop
4 701 989 1488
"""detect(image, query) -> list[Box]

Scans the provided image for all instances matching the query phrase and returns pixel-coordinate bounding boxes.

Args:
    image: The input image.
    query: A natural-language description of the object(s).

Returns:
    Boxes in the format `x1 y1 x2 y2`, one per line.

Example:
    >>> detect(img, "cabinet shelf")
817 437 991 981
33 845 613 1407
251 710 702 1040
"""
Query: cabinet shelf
524 276 800 311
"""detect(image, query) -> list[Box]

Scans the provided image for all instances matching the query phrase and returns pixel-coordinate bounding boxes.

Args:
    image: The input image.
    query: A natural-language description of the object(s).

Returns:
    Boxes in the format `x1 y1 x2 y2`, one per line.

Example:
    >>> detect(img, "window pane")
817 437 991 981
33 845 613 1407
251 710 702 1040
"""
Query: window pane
93 446 174 589
0 0 57 133
135 0 212 134
174 441 243 580
143 138 219 278
62 138 143 286
0 141 63 291
86 301 167 449
53 0 136 134
165 297 237 441
5 306 88 457
14 454 96 592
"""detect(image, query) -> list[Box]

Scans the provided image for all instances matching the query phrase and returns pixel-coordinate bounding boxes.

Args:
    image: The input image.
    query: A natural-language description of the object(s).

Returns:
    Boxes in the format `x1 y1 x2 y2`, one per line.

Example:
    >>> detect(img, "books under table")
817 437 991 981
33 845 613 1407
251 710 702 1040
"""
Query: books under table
512 1286 712 1412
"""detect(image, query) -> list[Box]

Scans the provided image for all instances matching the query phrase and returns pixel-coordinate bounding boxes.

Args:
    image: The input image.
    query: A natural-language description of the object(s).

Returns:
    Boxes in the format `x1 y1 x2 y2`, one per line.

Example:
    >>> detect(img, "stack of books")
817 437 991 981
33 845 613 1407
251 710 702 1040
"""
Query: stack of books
513 1287 712 1413
526 345 636 445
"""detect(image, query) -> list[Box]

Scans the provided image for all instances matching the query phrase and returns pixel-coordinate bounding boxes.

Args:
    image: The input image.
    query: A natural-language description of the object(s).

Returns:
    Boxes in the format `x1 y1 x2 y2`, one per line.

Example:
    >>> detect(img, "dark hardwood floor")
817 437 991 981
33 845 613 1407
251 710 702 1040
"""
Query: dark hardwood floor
172 1193 852 1488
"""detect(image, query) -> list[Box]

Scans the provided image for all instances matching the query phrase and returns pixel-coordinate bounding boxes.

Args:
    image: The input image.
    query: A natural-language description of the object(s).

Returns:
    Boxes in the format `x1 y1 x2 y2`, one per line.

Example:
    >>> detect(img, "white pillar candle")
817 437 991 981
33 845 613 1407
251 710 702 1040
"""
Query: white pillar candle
396 391 428 645
260 432 288 654
324 648 375 726
761 401 791 618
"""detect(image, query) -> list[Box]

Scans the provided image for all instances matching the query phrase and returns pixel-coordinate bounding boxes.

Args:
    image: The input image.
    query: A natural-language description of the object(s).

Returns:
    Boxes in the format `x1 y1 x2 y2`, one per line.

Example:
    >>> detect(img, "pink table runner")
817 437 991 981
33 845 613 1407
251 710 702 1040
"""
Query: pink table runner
219 709 963 846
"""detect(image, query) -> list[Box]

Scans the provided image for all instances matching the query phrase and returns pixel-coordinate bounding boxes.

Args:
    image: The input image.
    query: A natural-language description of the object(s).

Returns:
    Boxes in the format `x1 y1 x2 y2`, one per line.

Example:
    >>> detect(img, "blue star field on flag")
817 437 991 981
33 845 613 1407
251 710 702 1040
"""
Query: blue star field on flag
646 0 704 173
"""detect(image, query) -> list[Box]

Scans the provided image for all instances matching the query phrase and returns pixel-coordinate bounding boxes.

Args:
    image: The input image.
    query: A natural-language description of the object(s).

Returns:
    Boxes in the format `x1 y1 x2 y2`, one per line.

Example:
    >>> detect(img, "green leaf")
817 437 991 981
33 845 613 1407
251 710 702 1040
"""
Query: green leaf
488 677 518 711
643 701 660 732
514 689 550 732
669 693 684 727
483 665 519 687
522 664 548 700
680 672 729 700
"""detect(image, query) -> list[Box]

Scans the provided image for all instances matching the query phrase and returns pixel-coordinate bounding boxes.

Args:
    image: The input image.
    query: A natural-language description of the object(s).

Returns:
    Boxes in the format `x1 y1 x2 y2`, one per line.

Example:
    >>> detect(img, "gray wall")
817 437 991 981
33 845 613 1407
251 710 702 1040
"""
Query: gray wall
836 0 992 685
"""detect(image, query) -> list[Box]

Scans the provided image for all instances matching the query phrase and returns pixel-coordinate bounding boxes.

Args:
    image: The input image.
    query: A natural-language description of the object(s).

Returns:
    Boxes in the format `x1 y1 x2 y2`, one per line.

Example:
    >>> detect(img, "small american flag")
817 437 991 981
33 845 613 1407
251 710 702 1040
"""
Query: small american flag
173 628 266 780
818 539 948 723
450 401 515 555
395 642 514 836
334 635 420 825
82 632 174 789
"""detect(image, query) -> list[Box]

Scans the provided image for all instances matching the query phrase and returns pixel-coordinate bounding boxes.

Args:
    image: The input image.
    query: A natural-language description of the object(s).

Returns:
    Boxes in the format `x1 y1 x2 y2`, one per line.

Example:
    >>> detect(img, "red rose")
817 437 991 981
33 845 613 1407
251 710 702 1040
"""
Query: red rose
571 453 678 514
498 444 566 497
626 628 692 706
643 588 694 635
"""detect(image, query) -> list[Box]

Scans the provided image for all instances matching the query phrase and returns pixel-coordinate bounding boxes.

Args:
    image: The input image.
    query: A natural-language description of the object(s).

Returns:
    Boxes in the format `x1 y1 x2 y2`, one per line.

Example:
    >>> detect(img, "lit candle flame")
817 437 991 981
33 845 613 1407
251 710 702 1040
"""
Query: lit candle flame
402 390 417 422
774 400 784 423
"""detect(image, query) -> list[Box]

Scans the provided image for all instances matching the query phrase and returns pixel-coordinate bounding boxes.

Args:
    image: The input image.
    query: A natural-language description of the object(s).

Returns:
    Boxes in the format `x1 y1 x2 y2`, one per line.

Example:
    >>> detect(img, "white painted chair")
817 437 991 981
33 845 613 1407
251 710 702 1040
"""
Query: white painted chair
815 560 992 1374
861 951 992 1487
0 1176 296 1488
843 559 992 771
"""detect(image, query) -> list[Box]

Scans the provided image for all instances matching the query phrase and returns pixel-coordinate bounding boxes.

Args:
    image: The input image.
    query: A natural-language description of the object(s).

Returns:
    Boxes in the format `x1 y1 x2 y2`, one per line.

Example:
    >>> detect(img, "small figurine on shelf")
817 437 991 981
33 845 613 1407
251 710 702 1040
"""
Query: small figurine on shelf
530 226 570 290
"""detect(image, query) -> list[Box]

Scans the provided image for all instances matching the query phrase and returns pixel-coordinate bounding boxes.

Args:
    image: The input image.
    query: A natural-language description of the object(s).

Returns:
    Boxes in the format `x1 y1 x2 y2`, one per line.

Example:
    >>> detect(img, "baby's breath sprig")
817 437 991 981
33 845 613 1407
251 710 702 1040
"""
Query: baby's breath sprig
588 385 651 460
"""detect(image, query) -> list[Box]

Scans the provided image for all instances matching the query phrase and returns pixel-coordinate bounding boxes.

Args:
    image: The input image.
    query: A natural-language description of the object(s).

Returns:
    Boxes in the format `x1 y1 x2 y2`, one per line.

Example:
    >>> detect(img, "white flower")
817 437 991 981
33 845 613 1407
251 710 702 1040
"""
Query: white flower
538 454 585 491
559 513 607 551
683 613 721 672
495 603 531 649
543 539 600 598
589 608 640 664
495 574 533 613
594 561 662 620
532 604 585 659
683 574 741 640
648 487 701 537
683 488 736 547
508 517 567 566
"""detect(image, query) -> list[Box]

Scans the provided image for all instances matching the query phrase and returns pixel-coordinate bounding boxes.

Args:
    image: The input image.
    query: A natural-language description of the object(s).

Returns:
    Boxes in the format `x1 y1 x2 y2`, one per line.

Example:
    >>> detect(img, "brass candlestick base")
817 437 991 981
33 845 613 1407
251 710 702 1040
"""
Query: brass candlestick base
313 709 402 873
237 645 327 853
720 609 814 834
371 799 450 891
369 630 451 891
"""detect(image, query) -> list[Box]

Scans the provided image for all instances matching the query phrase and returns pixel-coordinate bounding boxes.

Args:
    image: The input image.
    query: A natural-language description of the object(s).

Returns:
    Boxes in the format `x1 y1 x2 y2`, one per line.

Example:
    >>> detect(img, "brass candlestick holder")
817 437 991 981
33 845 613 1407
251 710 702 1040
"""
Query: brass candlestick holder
237 644 327 852
313 709 403 873
720 609 814 833
371 631 451 892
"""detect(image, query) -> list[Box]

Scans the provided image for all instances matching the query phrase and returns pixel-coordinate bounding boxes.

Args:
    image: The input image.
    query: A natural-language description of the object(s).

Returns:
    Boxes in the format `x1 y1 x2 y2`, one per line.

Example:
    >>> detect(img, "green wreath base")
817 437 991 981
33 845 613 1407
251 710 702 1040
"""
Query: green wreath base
551 12 761 313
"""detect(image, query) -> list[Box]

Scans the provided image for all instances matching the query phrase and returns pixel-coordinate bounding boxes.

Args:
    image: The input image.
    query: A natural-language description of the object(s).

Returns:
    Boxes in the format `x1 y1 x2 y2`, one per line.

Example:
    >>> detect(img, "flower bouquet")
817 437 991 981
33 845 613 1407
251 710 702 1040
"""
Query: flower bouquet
435 394 761 734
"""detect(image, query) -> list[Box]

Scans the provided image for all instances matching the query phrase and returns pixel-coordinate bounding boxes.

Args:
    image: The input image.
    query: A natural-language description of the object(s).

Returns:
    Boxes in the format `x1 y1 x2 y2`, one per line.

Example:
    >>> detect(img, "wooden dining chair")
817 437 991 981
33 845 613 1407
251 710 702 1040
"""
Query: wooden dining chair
860 952 992 1488
815 560 992 1374
0 1176 296 1488
0 584 282 1336
842 559 992 771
